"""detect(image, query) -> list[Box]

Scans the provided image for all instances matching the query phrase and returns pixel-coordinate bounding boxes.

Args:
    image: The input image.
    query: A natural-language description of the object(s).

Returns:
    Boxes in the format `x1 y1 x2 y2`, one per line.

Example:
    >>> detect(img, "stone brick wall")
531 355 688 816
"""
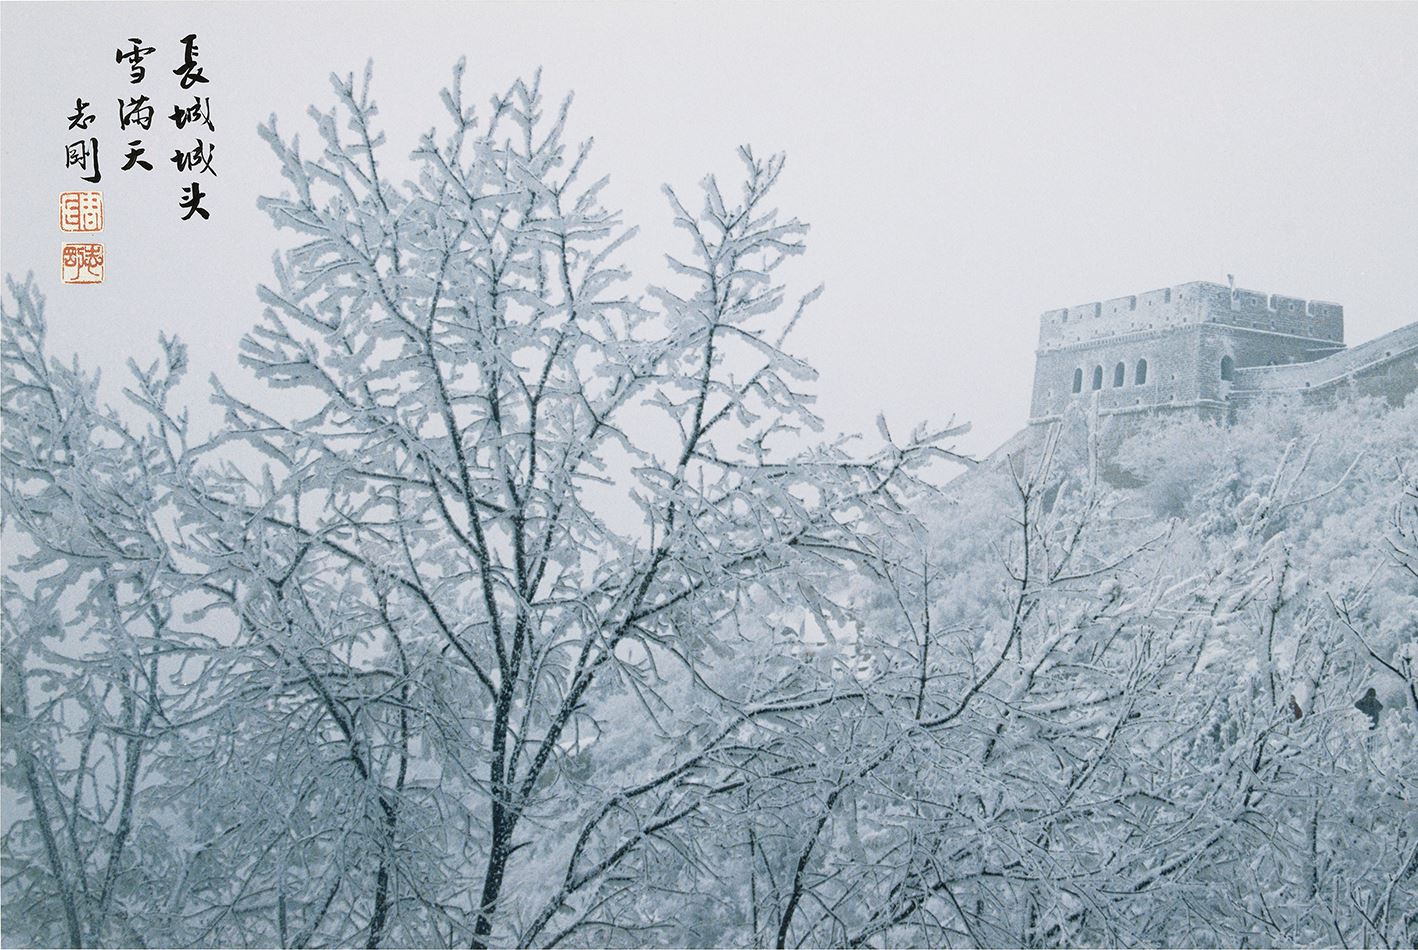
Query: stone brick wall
1230 321 1418 408
1030 330 1183 421
1029 281 1355 426
1036 281 1343 352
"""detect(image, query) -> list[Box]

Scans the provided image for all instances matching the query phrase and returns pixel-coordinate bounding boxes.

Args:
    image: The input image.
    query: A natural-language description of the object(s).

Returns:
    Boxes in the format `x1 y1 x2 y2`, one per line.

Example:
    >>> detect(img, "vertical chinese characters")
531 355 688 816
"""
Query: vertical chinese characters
65 97 100 183
169 33 214 220
118 95 155 172
56 31 222 284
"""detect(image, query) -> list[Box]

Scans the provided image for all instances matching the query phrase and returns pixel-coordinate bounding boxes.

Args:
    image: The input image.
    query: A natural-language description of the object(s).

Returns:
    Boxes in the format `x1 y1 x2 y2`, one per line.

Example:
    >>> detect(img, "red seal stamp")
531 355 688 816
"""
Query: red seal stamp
61 243 104 284
60 191 104 232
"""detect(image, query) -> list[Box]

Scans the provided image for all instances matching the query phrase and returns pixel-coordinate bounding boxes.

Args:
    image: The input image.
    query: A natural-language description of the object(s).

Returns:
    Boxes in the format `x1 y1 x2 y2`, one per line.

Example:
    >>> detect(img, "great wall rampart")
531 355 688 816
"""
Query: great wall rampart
1027 280 1418 428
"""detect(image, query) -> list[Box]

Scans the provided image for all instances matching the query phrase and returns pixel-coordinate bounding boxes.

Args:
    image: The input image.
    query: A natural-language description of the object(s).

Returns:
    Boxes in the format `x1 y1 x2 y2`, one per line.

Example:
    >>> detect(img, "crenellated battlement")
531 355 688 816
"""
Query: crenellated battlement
1038 281 1343 352
1025 278 1415 431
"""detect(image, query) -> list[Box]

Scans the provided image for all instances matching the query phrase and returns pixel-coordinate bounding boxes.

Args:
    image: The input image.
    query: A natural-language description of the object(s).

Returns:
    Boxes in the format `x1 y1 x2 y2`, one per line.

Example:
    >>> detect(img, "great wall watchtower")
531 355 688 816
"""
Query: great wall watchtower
1028 280 1418 427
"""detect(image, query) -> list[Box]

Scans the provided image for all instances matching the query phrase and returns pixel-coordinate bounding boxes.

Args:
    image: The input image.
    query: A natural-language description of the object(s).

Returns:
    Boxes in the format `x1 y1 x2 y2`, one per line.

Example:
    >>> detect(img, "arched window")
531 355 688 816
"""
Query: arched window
1113 362 1126 387
1135 358 1148 385
1072 367 1083 393
1091 366 1104 391
1221 355 1235 382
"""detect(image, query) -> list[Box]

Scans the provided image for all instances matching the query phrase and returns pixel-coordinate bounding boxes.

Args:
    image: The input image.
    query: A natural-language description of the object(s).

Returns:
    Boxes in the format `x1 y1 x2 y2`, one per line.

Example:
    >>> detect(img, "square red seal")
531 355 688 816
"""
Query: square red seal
60 191 104 232
61 243 104 284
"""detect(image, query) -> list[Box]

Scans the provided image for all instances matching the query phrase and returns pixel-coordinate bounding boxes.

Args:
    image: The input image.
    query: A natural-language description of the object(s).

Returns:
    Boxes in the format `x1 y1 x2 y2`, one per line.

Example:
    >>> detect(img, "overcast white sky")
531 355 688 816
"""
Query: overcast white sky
3 1 1416 456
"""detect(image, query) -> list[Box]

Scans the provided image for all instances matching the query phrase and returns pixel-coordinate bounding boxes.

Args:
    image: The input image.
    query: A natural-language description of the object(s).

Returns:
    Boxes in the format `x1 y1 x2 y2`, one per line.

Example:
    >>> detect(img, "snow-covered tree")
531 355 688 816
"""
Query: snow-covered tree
4 66 958 947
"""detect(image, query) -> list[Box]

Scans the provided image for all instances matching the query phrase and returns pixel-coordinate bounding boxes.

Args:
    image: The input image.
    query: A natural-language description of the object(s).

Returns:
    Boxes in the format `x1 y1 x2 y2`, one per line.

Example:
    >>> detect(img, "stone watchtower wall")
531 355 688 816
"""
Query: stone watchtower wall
1230 320 1418 409
1028 281 1345 426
